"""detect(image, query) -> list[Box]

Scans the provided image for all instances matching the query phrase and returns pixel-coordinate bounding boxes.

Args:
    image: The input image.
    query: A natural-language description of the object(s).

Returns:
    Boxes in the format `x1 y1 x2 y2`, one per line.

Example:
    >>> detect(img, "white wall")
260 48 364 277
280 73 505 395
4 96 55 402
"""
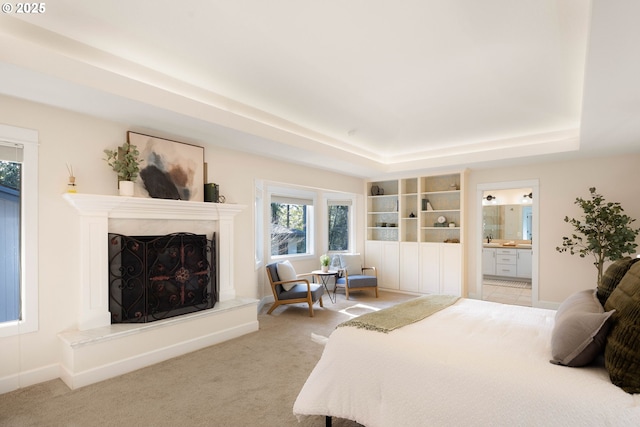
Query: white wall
466 154 640 304
0 94 364 390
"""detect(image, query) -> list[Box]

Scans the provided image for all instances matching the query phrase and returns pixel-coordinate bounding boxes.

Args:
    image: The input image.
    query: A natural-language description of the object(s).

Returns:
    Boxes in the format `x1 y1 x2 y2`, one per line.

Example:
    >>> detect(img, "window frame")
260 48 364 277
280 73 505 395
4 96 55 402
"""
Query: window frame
0 124 39 338
267 185 316 261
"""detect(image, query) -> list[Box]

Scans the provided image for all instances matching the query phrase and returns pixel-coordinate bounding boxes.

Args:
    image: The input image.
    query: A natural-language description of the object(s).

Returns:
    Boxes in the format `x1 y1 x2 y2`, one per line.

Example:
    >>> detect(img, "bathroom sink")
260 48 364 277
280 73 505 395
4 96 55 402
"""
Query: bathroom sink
484 243 501 247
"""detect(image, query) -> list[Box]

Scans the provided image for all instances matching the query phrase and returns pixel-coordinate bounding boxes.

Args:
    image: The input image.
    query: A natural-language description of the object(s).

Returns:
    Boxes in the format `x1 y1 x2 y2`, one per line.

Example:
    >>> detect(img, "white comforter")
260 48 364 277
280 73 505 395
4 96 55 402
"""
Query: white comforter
294 298 640 426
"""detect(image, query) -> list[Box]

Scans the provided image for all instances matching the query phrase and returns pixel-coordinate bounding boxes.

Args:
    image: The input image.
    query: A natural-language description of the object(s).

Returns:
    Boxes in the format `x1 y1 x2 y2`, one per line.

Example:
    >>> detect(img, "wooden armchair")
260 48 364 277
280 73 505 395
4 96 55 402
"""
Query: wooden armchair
334 254 378 300
265 261 324 317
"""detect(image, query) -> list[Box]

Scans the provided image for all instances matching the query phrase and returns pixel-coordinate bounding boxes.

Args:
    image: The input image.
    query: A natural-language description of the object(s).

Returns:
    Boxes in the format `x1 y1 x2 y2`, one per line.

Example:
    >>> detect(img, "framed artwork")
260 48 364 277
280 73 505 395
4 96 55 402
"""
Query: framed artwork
127 132 205 201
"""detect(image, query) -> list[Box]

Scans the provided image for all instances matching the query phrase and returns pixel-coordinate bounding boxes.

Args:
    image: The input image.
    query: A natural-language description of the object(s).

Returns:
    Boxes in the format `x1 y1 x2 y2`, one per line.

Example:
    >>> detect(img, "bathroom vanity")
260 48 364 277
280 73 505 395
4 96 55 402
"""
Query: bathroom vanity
482 244 532 279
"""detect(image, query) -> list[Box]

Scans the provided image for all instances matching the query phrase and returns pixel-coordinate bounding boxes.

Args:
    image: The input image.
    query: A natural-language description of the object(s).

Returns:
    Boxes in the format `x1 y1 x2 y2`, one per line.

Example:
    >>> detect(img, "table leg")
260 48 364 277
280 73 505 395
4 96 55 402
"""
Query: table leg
316 274 337 303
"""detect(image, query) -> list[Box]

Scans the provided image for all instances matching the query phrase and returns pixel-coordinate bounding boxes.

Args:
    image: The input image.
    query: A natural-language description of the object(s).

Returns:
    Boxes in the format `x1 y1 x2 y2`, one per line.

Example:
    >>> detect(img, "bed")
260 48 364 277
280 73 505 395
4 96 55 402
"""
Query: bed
293 294 640 426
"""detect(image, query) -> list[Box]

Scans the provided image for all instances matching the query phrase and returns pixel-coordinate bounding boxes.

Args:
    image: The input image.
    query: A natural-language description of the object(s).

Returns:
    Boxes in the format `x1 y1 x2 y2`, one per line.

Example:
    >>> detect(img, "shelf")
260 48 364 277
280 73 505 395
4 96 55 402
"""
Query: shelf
368 172 463 243
422 190 460 195
422 227 460 230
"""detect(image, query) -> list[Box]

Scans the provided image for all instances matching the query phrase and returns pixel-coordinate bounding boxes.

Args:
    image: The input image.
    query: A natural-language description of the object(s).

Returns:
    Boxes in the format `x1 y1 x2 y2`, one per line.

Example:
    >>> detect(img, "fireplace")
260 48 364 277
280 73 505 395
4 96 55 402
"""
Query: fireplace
60 193 257 390
108 232 217 323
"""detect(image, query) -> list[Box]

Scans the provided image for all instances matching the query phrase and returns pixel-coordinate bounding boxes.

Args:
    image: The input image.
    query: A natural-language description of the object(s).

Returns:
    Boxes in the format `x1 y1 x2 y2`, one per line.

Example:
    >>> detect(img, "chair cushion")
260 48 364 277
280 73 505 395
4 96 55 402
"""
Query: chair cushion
277 260 301 291
337 275 377 289
279 283 324 301
266 263 280 282
338 254 362 276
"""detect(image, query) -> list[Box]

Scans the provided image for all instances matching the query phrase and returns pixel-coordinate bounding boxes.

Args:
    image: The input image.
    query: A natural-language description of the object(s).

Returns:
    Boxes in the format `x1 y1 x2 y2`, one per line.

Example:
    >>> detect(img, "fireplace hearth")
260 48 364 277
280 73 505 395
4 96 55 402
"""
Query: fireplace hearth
108 232 217 323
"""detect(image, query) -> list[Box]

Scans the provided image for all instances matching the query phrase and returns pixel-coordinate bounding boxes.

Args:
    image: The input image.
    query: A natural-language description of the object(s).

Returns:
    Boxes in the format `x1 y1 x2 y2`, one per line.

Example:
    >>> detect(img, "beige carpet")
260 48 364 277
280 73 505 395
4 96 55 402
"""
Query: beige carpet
0 291 415 427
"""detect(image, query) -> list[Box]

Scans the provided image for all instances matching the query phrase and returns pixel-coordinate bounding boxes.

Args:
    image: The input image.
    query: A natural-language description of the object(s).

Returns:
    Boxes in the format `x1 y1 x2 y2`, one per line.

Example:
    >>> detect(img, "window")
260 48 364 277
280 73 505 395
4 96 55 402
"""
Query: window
270 194 313 257
328 200 351 251
0 125 38 337
0 154 21 323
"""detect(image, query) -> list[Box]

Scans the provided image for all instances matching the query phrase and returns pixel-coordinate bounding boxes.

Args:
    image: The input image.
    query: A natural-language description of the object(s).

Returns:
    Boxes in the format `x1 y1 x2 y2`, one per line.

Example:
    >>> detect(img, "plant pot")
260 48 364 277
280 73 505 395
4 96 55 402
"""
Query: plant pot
119 180 134 197
321 265 329 273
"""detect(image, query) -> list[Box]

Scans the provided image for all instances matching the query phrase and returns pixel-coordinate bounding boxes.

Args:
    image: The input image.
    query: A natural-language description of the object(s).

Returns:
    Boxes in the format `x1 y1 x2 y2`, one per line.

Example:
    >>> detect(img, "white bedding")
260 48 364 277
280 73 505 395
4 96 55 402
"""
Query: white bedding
294 298 640 426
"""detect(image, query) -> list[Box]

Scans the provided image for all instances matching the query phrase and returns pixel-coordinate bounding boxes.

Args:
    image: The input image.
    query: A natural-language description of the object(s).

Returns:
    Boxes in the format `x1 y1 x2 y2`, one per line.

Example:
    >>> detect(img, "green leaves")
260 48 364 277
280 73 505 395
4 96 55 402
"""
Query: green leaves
556 188 639 286
103 142 142 182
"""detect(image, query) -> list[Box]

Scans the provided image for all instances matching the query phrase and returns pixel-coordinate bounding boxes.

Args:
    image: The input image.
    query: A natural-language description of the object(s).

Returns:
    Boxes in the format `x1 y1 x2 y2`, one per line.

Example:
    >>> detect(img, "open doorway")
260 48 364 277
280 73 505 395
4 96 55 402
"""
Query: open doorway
476 181 539 307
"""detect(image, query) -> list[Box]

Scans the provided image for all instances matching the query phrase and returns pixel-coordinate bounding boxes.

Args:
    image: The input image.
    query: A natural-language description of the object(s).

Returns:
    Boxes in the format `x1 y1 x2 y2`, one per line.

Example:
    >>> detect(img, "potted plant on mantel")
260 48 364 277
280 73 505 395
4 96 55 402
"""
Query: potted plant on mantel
556 187 639 288
320 254 331 273
103 142 142 196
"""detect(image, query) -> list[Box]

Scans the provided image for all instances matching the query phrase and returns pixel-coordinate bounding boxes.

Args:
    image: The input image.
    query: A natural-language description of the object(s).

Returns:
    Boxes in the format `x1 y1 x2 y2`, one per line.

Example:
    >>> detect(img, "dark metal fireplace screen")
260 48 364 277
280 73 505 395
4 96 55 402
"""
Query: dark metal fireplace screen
108 232 217 323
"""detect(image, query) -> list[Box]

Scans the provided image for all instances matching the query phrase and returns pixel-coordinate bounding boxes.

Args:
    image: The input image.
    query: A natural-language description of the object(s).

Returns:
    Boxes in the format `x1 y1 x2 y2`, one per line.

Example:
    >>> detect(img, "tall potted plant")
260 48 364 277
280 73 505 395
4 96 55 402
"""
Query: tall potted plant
104 142 142 196
556 187 639 287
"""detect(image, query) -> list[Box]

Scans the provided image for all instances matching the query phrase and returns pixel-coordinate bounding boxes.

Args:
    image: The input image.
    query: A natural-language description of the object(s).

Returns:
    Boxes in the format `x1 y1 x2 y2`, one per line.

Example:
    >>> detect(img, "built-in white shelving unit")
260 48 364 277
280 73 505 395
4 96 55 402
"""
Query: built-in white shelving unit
365 171 466 296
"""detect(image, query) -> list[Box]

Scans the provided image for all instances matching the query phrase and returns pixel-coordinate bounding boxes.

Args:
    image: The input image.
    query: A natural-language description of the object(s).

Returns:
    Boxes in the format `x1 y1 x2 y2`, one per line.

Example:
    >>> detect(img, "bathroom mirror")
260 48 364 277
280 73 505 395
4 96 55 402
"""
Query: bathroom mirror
482 187 533 241
483 204 532 240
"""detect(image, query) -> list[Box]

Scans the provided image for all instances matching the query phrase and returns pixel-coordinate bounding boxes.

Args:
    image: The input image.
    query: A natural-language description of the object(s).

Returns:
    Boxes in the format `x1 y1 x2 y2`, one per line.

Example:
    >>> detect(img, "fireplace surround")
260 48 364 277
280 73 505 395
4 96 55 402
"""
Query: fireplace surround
59 193 257 390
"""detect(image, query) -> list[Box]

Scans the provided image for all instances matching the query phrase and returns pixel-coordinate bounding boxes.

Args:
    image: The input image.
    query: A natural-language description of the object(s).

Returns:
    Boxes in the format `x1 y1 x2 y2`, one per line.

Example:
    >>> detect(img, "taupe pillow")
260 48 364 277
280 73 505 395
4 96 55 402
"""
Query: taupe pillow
604 261 640 393
597 257 639 306
550 289 614 367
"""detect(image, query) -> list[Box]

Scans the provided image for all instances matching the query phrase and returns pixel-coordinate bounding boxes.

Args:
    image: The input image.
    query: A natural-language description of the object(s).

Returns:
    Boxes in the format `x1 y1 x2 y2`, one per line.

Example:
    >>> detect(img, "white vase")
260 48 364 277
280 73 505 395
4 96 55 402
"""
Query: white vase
119 180 134 197
321 265 329 273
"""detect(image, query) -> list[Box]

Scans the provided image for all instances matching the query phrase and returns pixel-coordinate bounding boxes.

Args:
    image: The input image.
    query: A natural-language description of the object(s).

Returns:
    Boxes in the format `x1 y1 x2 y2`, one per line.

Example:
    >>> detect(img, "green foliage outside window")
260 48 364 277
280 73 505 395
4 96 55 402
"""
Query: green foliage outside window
271 202 307 255
328 205 349 251
0 160 21 190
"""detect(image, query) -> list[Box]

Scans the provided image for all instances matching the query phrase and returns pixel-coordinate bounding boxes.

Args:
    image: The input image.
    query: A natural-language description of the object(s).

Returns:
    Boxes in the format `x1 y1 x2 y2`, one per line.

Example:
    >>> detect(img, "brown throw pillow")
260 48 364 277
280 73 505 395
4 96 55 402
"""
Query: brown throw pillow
597 257 639 306
604 261 640 393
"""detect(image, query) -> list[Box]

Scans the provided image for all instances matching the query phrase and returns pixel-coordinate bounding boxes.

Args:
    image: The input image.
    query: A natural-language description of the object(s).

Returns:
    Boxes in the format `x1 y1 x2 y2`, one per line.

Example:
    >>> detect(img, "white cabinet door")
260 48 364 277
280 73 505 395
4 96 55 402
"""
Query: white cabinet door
419 243 461 296
400 242 420 292
366 240 399 289
381 241 400 289
441 244 461 296
516 249 532 279
482 248 496 275
419 243 440 294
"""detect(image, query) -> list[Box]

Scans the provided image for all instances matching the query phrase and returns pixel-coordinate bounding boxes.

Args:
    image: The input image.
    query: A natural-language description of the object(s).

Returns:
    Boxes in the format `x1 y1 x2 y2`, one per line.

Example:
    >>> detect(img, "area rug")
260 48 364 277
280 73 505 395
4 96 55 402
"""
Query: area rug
484 278 531 289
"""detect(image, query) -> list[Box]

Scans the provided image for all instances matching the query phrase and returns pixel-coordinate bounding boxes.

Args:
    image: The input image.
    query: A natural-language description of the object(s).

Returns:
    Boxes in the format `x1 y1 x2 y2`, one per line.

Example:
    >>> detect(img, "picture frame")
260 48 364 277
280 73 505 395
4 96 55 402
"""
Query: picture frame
127 132 205 201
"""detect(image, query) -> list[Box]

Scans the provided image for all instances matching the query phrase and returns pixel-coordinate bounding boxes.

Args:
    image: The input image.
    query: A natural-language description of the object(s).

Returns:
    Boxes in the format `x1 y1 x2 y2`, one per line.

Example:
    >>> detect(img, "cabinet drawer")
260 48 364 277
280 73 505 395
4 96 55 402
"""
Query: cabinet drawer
495 264 517 276
497 248 517 255
496 255 516 265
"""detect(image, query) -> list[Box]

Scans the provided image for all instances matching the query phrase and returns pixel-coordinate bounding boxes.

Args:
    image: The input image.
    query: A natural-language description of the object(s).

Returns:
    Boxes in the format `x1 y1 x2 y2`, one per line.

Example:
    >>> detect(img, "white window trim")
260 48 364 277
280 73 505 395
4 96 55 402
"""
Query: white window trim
0 124 39 338
254 180 264 270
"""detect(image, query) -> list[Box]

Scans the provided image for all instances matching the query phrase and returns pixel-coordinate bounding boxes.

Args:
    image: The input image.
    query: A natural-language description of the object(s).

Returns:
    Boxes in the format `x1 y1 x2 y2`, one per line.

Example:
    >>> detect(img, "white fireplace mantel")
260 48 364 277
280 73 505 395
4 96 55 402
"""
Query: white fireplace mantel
63 193 247 331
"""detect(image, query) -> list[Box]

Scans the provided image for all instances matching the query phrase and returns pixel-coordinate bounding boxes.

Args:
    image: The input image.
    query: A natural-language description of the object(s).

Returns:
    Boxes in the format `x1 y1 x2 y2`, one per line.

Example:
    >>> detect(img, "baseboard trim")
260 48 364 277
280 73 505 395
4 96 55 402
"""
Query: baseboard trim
0 363 60 395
